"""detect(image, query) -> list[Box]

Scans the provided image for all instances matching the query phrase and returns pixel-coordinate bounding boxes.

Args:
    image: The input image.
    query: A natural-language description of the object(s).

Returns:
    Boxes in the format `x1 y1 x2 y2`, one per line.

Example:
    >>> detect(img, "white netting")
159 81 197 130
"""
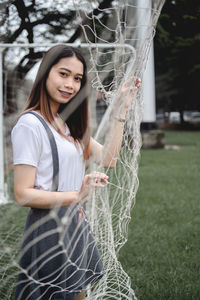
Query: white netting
0 1 165 299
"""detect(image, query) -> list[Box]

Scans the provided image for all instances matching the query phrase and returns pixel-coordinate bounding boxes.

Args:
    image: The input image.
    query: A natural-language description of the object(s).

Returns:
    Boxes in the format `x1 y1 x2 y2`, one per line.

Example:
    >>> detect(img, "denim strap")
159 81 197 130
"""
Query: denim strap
25 111 59 191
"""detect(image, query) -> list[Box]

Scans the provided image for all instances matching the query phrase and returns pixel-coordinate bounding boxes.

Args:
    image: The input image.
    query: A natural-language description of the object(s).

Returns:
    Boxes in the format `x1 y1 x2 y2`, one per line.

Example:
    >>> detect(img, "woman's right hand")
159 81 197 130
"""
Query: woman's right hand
78 172 109 204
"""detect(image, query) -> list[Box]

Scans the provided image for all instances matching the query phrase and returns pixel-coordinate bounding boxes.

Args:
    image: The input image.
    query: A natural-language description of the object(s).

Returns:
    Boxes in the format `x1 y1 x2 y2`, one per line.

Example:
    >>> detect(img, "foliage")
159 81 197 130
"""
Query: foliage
0 0 114 112
154 0 200 118
0 0 113 45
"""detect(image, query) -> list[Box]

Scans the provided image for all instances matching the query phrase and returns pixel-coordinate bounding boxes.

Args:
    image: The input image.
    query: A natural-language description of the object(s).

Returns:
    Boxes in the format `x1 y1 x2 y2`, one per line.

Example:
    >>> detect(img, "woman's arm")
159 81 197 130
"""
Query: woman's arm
14 165 108 209
90 78 141 168
14 165 78 208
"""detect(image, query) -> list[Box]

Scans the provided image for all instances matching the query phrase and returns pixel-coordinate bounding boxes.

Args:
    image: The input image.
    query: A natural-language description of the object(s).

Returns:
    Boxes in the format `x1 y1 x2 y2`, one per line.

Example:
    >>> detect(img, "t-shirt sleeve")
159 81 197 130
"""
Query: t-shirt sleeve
11 123 42 167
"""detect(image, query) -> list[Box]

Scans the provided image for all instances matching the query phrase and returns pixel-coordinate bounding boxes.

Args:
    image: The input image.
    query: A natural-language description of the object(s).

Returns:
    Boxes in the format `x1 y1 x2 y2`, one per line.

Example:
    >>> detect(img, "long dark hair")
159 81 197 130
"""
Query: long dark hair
23 44 90 159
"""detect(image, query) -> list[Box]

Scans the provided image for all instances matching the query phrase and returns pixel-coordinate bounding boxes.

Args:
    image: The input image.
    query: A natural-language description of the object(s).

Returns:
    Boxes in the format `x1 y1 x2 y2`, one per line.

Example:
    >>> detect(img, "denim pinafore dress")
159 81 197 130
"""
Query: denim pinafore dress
15 112 104 300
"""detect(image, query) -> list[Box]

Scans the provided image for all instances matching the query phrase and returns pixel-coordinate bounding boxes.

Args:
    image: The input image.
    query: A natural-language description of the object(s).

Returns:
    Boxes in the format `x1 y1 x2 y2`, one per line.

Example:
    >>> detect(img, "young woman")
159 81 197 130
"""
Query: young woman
12 44 140 300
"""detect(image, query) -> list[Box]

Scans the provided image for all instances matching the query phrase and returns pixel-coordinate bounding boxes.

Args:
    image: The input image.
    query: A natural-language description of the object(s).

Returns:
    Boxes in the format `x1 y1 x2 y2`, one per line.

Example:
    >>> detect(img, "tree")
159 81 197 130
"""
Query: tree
0 0 114 113
154 0 200 123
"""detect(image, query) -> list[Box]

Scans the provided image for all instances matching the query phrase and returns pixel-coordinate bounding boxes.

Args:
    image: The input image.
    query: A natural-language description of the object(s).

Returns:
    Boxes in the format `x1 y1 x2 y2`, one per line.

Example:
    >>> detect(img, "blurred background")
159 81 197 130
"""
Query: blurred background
154 0 200 130
0 0 199 299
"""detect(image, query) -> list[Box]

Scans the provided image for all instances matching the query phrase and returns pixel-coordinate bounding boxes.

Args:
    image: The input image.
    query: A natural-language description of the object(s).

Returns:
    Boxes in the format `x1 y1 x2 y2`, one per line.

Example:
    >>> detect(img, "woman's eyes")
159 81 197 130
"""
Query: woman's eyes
60 72 81 82
60 72 68 77
74 77 82 82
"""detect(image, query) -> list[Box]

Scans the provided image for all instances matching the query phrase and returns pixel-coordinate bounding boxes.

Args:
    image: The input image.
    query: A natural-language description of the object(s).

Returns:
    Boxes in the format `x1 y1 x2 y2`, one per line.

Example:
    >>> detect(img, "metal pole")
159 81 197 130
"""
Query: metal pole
142 42 156 124
0 43 135 52
0 48 7 204
136 0 157 128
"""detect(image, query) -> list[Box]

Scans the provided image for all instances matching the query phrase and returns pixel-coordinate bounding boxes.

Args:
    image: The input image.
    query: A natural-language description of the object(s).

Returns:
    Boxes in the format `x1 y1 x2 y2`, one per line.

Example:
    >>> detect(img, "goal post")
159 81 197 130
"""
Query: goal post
0 42 136 204
0 48 7 204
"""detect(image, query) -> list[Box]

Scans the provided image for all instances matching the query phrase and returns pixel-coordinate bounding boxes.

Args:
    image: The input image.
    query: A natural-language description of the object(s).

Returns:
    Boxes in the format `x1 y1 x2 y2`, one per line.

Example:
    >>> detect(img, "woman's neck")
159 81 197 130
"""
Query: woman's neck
54 114 66 134
49 99 60 117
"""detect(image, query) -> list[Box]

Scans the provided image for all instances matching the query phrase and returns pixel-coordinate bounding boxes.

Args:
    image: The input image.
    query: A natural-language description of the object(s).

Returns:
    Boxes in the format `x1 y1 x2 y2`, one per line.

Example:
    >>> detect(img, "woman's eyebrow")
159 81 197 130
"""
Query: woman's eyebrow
59 67 83 77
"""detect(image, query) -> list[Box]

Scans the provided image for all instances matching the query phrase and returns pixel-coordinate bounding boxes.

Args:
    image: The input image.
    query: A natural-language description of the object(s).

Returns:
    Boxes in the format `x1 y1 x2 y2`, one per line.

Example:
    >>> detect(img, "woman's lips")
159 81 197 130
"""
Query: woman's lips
59 90 72 98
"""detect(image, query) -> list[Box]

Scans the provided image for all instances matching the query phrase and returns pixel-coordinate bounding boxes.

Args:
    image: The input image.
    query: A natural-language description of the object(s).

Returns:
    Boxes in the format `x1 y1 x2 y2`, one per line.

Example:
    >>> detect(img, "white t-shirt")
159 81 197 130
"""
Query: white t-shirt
11 113 85 192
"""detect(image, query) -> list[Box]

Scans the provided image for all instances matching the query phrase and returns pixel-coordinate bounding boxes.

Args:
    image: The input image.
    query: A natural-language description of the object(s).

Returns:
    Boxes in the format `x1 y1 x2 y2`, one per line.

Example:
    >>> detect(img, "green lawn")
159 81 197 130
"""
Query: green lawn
1 130 199 299
119 130 200 300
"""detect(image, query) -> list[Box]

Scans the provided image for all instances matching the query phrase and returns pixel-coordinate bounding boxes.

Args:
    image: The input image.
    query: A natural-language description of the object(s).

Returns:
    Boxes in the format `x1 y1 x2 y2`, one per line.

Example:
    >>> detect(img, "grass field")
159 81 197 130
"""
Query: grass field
1 130 199 299
119 130 200 300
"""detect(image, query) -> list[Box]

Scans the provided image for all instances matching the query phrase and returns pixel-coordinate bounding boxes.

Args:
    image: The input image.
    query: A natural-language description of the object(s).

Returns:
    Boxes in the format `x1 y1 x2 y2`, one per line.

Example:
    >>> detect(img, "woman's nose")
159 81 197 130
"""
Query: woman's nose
64 77 74 89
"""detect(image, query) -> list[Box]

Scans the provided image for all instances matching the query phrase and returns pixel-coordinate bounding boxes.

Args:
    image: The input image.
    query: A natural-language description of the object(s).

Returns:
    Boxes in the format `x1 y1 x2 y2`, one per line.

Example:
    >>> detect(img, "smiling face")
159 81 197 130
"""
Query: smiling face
46 56 84 115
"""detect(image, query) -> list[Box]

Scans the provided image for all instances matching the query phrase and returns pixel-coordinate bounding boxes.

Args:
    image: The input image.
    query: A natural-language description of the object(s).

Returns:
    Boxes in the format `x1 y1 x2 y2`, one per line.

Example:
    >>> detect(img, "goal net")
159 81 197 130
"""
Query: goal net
0 0 165 299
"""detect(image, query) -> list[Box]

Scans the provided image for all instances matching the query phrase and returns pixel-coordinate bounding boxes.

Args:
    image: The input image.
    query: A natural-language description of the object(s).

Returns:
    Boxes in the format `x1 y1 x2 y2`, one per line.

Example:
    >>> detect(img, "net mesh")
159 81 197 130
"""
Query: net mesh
0 0 165 299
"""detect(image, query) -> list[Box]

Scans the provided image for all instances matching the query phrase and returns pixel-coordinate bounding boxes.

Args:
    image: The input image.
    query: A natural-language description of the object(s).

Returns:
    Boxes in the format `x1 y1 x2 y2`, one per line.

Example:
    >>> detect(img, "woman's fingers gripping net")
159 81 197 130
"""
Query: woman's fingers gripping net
78 172 108 204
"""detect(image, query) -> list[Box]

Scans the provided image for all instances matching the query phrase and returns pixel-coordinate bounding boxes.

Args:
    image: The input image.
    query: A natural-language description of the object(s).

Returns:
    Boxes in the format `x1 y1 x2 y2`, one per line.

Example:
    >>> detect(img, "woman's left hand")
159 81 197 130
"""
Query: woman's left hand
78 172 108 204
119 77 141 109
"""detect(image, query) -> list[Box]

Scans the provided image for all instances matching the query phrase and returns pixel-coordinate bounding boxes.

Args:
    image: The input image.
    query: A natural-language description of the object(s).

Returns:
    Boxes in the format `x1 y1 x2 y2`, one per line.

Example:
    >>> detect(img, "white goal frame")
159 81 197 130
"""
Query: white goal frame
0 42 136 204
